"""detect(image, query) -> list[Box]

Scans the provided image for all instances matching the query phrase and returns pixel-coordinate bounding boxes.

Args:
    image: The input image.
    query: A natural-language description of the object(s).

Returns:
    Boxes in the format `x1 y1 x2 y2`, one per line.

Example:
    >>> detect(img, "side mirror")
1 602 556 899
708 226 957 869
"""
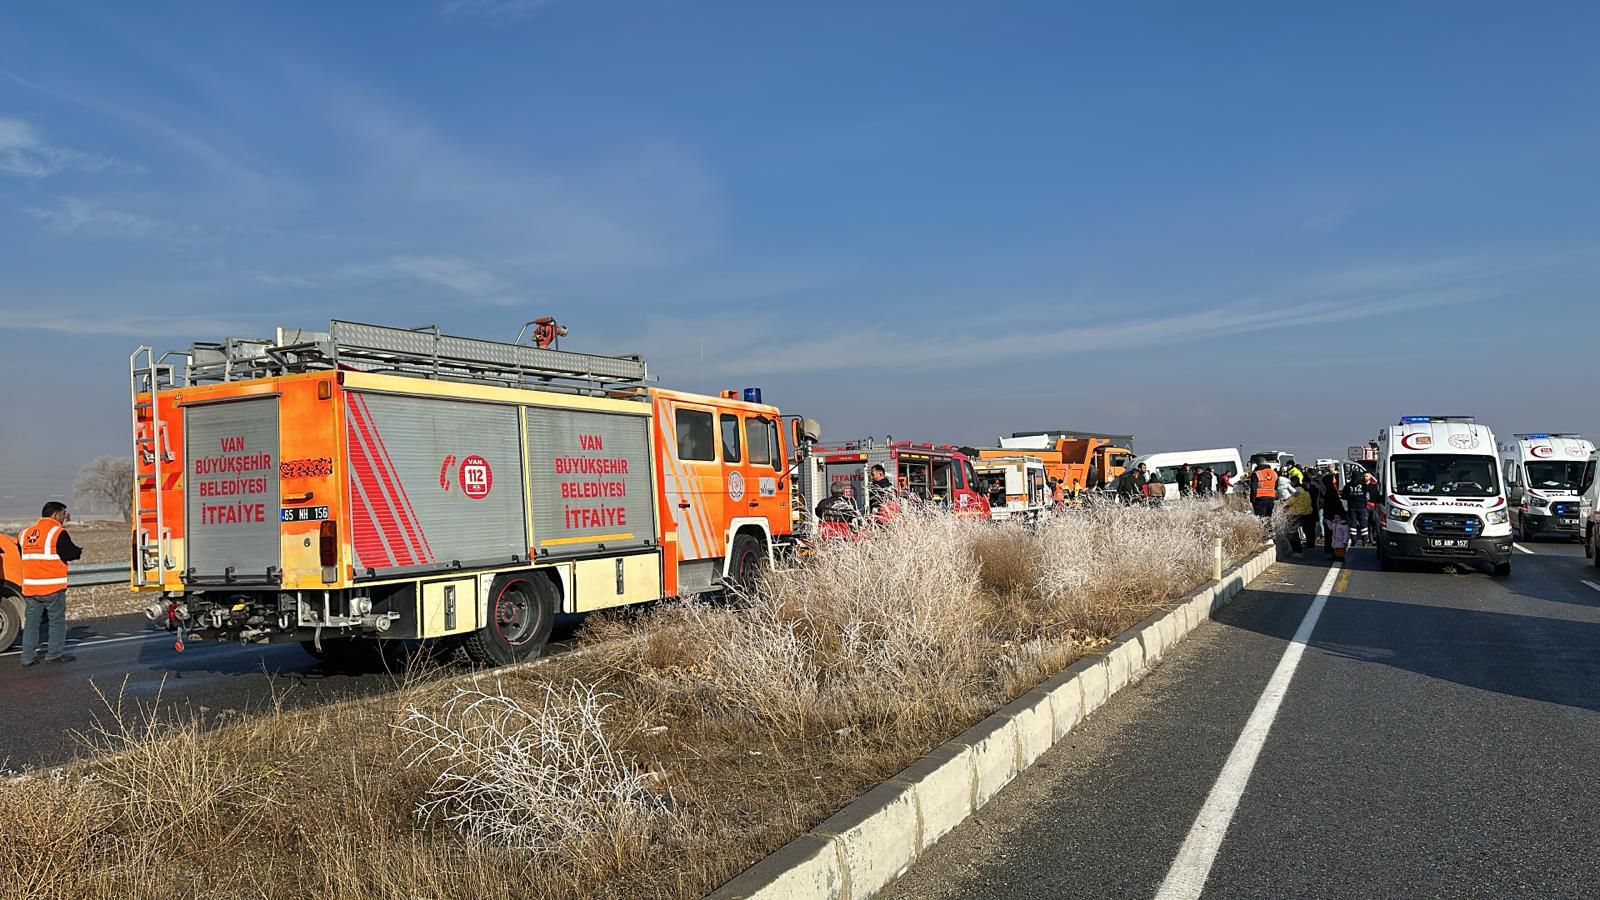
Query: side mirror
793 417 821 447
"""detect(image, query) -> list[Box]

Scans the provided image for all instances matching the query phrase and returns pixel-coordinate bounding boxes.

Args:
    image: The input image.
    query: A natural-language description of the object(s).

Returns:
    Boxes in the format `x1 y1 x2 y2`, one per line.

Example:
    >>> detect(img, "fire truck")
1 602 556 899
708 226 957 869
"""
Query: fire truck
795 440 990 535
0 538 22 649
128 320 800 665
972 456 1051 523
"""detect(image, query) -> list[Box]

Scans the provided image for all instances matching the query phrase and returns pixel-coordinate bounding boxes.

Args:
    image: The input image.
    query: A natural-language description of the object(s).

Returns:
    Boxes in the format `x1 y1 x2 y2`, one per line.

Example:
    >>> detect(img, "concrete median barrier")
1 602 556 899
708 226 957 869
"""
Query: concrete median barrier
708 542 1280 900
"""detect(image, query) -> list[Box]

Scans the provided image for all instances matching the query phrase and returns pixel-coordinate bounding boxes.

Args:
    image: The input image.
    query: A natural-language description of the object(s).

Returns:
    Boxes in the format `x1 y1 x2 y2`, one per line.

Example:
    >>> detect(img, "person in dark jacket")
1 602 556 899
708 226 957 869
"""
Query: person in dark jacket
1115 463 1147 504
1175 463 1193 498
1343 473 1373 545
1304 474 1325 544
815 482 859 525
1320 473 1346 557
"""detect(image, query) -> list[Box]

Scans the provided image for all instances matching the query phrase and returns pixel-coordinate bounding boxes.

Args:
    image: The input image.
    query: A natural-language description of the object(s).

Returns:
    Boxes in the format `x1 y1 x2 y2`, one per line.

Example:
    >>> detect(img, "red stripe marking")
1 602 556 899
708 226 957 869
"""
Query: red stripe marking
344 416 395 568
345 408 414 566
348 397 429 564
354 394 434 562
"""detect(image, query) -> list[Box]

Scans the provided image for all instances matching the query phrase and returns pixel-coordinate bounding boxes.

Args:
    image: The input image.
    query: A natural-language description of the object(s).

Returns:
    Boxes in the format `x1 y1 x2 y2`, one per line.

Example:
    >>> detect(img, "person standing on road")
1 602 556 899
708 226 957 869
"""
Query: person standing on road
1285 477 1314 555
1176 463 1193 498
1196 466 1216 497
17 502 81 667
1249 460 1279 518
1320 473 1346 558
1343 473 1373 546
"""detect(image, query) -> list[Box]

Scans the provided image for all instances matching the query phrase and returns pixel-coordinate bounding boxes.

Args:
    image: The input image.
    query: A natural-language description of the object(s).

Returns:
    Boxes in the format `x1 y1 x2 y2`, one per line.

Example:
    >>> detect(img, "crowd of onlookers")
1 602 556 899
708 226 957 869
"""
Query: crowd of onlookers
1248 458 1381 560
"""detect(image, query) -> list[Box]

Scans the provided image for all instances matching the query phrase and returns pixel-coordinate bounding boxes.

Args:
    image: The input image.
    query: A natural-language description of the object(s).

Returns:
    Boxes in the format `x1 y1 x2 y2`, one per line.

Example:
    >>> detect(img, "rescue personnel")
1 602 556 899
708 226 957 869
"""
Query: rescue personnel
1343 471 1374 546
815 481 859 525
1249 460 1278 519
17 501 81 666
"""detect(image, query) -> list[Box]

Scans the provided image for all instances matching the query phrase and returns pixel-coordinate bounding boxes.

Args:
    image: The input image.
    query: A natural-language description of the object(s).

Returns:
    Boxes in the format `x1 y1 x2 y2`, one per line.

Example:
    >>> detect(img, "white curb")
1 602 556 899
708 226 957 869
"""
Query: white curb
708 542 1280 900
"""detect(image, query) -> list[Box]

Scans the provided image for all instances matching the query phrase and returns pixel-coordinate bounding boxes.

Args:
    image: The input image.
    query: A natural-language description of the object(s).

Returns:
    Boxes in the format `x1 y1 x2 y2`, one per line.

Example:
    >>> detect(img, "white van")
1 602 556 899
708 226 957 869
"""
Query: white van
1129 448 1246 495
1375 416 1512 576
1580 449 1600 565
1498 433 1593 542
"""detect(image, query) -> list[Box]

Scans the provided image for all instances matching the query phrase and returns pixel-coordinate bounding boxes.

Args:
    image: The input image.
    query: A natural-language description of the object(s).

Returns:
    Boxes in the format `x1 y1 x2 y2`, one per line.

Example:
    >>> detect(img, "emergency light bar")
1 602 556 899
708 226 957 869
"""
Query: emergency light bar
1399 416 1475 424
1515 433 1581 439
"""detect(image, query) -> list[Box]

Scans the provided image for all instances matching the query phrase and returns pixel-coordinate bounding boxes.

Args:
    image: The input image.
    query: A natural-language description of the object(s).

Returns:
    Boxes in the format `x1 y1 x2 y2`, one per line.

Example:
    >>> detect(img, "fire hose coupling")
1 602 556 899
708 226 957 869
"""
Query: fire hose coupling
143 599 190 622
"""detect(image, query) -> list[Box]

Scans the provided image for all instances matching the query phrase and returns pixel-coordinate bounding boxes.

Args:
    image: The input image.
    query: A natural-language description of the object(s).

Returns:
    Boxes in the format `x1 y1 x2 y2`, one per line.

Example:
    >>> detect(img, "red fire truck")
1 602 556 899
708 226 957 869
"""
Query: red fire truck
797 440 991 536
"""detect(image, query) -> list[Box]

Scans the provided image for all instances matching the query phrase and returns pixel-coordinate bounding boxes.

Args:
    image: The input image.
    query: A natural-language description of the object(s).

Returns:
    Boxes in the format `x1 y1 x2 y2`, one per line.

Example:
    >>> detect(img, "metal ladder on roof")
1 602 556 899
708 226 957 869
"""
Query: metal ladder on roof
130 347 179 587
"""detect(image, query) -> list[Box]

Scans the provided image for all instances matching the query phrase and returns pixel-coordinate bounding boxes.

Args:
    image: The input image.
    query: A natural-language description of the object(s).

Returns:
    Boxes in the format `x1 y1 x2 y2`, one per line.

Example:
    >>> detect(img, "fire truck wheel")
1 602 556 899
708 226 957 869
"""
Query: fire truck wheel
0 587 22 651
727 532 768 598
464 573 556 667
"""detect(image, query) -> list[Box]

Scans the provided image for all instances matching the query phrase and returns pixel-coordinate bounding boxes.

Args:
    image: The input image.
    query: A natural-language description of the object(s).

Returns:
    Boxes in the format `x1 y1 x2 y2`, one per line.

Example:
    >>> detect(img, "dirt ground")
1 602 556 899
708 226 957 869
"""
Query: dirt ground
63 521 150 619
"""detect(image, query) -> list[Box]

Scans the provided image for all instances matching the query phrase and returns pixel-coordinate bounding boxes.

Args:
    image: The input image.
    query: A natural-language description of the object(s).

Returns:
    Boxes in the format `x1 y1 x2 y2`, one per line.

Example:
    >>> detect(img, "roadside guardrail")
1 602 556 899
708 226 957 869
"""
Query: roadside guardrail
69 562 128 588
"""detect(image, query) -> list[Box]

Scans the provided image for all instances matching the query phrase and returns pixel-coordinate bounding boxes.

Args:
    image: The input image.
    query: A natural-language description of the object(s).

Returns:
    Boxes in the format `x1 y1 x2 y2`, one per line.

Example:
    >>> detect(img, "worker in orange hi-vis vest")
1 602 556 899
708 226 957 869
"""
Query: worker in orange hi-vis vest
1249 461 1279 520
17 501 83 666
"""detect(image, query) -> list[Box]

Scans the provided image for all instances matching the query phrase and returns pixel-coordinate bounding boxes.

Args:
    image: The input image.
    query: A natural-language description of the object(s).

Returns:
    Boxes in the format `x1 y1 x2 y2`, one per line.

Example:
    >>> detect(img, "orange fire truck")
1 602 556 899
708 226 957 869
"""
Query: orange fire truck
129 320 800 665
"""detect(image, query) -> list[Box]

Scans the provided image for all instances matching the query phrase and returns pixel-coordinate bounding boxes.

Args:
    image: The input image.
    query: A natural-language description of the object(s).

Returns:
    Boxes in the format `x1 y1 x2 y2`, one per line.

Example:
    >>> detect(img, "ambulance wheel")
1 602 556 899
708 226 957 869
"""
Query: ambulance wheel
726 532 768 599
464 573 556 667
0 587 21 651
1492 561 1511 578
1591 530 1600 568
1378 541 1397 572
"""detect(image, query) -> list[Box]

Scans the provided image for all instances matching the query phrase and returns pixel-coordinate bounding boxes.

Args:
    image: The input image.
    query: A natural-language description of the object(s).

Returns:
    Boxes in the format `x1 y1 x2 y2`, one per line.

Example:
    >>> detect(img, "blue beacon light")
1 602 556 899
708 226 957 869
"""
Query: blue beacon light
743 387 762 403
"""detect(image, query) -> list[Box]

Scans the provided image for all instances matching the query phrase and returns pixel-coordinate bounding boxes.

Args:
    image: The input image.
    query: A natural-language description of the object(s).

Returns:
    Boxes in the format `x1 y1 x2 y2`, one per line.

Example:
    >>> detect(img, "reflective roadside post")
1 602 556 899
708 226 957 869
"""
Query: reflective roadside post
1214 538 1223 581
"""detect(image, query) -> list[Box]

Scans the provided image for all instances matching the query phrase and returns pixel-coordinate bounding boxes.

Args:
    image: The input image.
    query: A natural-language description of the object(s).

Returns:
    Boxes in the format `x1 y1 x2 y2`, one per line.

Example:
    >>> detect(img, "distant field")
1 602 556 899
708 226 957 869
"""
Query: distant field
0 521 147 619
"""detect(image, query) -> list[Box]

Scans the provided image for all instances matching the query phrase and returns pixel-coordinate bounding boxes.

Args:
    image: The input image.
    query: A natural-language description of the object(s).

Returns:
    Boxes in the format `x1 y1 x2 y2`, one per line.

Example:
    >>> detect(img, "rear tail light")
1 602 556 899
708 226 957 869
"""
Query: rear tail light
319 520 338 566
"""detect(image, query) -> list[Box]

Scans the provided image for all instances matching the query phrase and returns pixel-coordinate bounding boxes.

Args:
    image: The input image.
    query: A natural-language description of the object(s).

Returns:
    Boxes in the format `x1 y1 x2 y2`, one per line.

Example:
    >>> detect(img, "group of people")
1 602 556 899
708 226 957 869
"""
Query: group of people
1110 462 1232 505
1251 459 1381 559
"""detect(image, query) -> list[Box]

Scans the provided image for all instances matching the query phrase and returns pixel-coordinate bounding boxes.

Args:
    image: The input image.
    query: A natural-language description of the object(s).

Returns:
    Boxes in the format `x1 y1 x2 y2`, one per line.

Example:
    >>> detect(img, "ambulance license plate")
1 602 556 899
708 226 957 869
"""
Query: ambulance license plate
1561 518 1579 526
1430 538 1468 549
281 505 330 522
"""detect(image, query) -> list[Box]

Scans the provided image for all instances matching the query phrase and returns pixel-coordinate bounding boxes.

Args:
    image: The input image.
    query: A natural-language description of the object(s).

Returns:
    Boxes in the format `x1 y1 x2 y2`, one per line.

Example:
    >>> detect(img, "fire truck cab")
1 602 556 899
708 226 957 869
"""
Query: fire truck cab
129 320 798 666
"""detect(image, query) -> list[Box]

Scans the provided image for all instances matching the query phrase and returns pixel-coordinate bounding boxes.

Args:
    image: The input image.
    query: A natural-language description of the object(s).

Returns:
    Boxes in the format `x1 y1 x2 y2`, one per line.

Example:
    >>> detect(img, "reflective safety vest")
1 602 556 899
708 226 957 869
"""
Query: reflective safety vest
1253 468 1279 499
18 517 68 596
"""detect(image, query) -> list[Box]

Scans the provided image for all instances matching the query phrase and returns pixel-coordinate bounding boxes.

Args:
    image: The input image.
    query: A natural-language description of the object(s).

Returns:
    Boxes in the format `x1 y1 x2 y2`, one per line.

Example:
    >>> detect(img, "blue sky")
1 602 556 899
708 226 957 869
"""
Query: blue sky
3 1 1599 514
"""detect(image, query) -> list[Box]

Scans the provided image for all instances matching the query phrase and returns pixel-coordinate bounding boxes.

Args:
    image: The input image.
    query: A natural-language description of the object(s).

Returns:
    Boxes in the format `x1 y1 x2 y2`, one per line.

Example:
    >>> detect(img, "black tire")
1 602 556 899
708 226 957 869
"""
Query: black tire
1492 561 1512 578
463 573 557 667
1591 531 1600 568
726 532 768 598
0 589 22 652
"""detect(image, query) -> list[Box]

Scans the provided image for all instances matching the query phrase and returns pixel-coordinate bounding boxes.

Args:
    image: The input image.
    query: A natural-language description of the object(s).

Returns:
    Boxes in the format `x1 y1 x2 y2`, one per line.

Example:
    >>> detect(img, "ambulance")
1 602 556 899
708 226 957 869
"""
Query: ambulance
1374 416 1512 576
128 320 801 665
1498 433 1594 542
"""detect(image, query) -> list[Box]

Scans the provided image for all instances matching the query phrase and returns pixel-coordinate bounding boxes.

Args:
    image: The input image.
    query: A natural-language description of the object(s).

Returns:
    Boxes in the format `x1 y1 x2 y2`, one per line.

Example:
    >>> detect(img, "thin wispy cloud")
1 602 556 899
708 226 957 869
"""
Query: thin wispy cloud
0 116 117 177
642 258 1516 379
442 0 549 21
23 197 163 236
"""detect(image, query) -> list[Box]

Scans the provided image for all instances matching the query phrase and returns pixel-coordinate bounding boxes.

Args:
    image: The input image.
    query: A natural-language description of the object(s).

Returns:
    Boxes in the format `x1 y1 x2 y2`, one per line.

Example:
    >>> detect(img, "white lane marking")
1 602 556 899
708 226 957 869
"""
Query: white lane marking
1155 564 1342 900
1583 580 1600 594
1 632 167 658
1513 543 1535 555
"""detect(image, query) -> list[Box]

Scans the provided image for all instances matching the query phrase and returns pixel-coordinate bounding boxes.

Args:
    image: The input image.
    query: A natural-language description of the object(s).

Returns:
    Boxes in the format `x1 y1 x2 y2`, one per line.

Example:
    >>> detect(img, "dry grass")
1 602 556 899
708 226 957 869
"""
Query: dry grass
0 499 1264 900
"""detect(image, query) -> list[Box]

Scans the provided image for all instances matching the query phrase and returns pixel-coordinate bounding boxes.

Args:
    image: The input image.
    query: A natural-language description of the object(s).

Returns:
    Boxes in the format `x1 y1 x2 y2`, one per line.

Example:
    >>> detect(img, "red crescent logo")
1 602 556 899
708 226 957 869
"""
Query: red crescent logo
1530 445 1553 458
1399 433 1431 450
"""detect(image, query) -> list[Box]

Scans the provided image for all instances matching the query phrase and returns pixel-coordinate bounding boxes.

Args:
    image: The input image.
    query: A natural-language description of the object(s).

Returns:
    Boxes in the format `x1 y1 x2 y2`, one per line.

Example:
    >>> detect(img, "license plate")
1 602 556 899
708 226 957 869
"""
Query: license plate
1561 518 1579 526
1430 538 1469 548
280 505 330 522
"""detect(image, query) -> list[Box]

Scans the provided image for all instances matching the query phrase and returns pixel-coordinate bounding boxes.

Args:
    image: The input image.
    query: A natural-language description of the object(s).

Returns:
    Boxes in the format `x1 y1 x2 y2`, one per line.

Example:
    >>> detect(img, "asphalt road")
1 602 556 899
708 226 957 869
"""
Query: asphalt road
0 611 581 773
885 538 1600 899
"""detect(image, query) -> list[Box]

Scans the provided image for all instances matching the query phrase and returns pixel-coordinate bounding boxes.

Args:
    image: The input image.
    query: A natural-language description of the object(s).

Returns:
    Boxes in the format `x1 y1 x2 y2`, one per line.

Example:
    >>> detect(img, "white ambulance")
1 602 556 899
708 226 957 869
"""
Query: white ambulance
1375 416 1513 576
1498 433 1594 543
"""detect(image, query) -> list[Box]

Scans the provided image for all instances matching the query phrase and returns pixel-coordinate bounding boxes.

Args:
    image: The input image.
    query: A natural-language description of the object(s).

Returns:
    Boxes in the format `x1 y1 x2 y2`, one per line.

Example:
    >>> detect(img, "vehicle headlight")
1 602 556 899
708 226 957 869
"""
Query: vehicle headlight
1526 495 1550 509
1487 509 1509 525
1388 505 1412 521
